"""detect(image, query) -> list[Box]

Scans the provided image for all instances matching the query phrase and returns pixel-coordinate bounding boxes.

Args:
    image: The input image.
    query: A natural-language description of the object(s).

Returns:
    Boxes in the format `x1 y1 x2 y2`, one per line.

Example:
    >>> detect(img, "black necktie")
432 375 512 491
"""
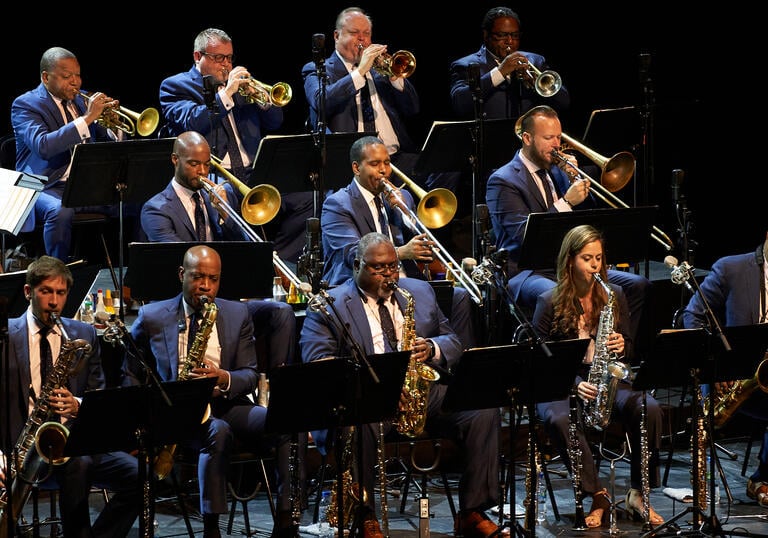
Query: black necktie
377 297 398 352
374 196 389 236
192 192 207 241
360 79 376 133
39 326 53 391
536 169 555 207
61 100 74 124
220 116 247 178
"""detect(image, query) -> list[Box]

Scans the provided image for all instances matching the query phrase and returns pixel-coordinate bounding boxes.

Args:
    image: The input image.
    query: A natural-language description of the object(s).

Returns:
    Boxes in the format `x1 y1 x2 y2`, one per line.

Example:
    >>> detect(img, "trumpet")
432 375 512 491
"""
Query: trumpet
78 91 159 137
381 169 483 305
516 60 562 97
373 50 416 78
209 156 281 225
238 78 292 107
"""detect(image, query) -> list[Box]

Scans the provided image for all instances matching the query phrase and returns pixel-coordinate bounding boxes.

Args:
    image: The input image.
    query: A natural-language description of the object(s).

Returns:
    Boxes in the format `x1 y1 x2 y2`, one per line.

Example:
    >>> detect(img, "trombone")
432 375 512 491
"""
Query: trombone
382 167 484 306
209 156 281 225
78 91 159 137
239 78 292 107
390 163 457 229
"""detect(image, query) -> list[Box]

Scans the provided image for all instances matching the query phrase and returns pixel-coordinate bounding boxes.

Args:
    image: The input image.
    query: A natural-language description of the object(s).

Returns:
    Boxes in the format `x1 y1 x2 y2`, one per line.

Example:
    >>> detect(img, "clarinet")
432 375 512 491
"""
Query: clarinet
568 390 588 530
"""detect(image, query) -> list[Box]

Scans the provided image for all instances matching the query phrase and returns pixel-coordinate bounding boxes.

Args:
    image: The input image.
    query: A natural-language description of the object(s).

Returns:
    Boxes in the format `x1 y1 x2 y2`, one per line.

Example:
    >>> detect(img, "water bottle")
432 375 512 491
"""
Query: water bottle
705 456 721 509
536 469 547 523
318 490 334 537
81 297 94 324
272 276 287 302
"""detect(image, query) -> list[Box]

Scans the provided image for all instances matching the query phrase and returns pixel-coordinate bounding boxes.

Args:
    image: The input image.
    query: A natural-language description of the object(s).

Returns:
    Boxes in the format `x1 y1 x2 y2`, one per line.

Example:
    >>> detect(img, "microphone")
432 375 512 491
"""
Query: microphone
468 63 481 94
664 255 694 292
305 217 320 258
202 75 218 111
671 169 684 203
471 248 508 285
312 33 326 66
475 204 490 237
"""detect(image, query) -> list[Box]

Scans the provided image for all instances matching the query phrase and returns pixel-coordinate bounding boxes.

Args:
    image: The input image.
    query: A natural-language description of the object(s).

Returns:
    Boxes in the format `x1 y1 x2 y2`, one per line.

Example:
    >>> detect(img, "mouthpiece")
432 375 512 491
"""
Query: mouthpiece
199 295 211 306
384 280 398 291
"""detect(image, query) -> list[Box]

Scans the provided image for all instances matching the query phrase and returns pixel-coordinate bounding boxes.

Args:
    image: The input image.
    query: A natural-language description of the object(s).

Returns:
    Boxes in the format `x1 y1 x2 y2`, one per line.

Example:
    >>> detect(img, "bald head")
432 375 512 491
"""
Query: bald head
180 245 222 308
172 131 211 191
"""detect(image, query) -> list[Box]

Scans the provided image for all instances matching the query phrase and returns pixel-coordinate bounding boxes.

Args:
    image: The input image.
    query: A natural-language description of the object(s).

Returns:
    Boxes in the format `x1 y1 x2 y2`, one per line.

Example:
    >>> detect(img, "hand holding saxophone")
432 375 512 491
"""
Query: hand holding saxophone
48 386 79 419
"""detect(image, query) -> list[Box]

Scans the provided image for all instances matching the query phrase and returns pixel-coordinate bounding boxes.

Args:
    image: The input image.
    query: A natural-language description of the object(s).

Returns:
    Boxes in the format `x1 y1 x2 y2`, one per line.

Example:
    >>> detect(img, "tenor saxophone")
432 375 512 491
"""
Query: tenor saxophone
0 313 92 538
703 356 768 429
153 297 218 480
390 283 440 438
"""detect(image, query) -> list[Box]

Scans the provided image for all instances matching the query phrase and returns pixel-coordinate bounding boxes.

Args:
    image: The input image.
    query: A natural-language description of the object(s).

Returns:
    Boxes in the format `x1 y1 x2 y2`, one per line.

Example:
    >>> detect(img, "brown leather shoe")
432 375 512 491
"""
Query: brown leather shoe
455 510 507 538
363 516 384 538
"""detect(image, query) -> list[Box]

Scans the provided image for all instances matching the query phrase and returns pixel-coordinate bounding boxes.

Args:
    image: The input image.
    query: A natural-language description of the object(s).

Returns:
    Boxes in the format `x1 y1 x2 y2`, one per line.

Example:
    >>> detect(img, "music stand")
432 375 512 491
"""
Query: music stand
443 339 589 537
517 207 658 270
125 241 274 301
0 168 45 272
265 352 409 538
63 138 174 302
65 377 217 538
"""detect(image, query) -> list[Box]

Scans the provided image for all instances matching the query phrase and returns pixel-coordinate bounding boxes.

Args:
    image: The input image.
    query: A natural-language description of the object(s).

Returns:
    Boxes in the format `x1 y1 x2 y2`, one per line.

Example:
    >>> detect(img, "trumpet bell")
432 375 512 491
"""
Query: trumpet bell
417 188 458 229
123 106 160 137
374 50 416 78
269 82 293 107
241 184 282 226
534 70 562 97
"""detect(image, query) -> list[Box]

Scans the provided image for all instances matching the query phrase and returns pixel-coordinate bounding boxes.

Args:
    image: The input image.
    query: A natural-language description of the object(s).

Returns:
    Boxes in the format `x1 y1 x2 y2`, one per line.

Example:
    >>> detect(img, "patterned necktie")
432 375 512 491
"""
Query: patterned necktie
377 297 398 352
220 116 246 178
360 79 376 133
374 195 389 236
61 100 74 124
536 169 555 207
192 192 207 241
39 325 53 391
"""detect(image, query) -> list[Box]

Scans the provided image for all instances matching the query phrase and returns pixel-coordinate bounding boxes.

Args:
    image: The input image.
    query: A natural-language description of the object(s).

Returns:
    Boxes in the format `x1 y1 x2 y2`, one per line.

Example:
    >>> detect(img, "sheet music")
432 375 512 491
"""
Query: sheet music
0 168 43 235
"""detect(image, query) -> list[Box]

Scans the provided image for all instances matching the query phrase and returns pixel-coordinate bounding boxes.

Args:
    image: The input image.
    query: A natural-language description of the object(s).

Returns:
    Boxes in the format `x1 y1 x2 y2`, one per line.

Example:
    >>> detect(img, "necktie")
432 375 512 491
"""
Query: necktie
536 169 555 207
61 100 74 124
360 79 376 133
192 192 207 241
374 196 389 236
39 326 53 392
377 297 398 352
220 116 246 178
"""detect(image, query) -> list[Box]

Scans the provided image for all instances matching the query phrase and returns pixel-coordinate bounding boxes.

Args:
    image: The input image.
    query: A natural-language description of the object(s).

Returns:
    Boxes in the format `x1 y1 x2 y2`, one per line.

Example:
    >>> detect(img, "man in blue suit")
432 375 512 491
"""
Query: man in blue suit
11 47 129 261
486 105 651 357
301 7 422 177
2 256 139 537
141 130 297 376
682 232 768 508
300 232 501 538
124 245 293 537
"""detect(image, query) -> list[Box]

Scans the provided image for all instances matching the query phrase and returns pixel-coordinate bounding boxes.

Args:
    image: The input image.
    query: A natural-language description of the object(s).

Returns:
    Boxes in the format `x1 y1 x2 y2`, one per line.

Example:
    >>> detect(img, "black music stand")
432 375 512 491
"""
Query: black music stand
125 241 274 301
63 139 174 302
517 207 658 271
443 339 588 537
0 168 45 272
65 377 217 538
266 352 409 538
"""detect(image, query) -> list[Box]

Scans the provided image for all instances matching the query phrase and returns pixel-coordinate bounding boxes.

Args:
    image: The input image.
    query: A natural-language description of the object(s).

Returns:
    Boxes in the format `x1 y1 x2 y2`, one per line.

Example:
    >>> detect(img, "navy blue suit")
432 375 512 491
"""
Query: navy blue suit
682 243 768 483
124 294 291 513
11 84 127 260
486 150 651 357
5 313 139 537
321 179 476 349
300 278 499 513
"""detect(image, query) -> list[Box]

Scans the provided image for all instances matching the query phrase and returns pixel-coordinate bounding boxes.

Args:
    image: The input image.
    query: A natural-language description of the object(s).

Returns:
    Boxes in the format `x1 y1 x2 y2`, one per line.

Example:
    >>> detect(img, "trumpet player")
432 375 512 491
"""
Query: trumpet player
2 256 140 537
301 7 423 179
11 46 136 262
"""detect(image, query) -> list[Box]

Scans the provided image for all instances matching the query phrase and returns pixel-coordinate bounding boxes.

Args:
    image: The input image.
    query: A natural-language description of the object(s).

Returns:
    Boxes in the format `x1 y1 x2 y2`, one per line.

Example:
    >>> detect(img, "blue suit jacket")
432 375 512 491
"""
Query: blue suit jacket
1 314 104 444
682 247 764 329
125 294 258 404
320 179 417 286
300 277 462 369
301 53 420 152
140 181 248 242
158 66 283 161
449 46 570 120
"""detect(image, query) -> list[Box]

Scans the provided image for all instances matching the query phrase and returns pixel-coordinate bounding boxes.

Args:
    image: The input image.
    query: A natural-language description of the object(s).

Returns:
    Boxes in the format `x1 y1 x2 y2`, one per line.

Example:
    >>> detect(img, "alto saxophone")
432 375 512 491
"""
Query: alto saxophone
703 356 768 429
390 283 440 438
582 273 631 431
154 297 218 480
0 313 92 538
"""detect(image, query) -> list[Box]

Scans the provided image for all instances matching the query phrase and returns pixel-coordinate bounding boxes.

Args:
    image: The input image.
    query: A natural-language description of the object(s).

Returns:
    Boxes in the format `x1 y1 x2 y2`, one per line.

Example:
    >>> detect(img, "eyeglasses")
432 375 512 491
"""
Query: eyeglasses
491 31 521 41
361 260 401 275
200 52 234 64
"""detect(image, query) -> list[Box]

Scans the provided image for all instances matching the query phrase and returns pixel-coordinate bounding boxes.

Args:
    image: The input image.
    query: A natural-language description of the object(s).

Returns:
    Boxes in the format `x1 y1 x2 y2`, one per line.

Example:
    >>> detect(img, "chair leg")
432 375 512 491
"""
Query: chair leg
169 467 196 538
226 458 276 537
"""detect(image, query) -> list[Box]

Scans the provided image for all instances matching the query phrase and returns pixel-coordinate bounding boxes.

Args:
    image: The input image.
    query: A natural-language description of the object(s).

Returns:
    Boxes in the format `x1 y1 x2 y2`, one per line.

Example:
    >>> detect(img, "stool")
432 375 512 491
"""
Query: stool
226 450 277 537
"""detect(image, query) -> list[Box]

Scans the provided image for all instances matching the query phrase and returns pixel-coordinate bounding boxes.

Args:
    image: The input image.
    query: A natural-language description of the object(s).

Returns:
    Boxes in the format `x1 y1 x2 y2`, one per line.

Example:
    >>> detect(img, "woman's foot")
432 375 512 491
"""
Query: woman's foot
626 488 664 525
585 488 611 528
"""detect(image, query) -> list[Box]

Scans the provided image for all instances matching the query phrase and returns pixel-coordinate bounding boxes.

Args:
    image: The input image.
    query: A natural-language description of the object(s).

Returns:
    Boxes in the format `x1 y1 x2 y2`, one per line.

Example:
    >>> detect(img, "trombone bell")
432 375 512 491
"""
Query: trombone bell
241 184 282 226
389 164 456 229
561 133 635 192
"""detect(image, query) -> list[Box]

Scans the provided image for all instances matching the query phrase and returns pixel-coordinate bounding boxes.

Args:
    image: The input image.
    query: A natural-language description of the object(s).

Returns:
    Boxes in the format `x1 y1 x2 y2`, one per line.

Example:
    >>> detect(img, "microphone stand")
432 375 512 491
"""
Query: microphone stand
469 64 484 263
311 34 328 219
638 53 655 209
309 288 379 538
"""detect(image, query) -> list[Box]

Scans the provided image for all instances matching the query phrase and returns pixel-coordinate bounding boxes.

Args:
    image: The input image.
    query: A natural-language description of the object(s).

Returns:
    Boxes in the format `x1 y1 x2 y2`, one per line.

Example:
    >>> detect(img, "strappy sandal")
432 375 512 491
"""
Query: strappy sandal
626 488 665 525
747 479 768 507
585 488 611 528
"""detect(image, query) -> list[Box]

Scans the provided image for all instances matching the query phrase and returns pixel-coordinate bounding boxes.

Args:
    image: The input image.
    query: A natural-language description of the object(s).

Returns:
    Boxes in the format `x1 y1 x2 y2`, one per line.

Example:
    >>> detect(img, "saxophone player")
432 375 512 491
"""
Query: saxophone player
123 245 295 538
681 230 768 508
532 225 665 527
1 256 140 537
300 232 502 538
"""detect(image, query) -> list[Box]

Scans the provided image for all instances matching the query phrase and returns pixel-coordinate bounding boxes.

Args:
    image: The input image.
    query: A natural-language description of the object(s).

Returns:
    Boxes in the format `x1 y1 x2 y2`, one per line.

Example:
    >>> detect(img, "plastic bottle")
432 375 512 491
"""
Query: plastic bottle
104 289 115 315
705 456 721 508
287 281 300 304
318 490 334 538
95 289 106 315
81 297 94 324
536 469 547 523
272 277 287 302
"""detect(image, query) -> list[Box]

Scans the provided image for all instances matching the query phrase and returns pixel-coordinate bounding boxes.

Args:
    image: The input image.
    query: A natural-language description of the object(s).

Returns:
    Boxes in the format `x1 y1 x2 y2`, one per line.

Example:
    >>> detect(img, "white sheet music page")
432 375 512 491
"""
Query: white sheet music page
0 168 40 235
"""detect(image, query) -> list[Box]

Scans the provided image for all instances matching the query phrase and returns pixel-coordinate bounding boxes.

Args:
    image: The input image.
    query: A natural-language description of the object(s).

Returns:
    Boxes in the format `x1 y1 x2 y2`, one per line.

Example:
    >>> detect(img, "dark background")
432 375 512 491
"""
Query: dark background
2 3 758 270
